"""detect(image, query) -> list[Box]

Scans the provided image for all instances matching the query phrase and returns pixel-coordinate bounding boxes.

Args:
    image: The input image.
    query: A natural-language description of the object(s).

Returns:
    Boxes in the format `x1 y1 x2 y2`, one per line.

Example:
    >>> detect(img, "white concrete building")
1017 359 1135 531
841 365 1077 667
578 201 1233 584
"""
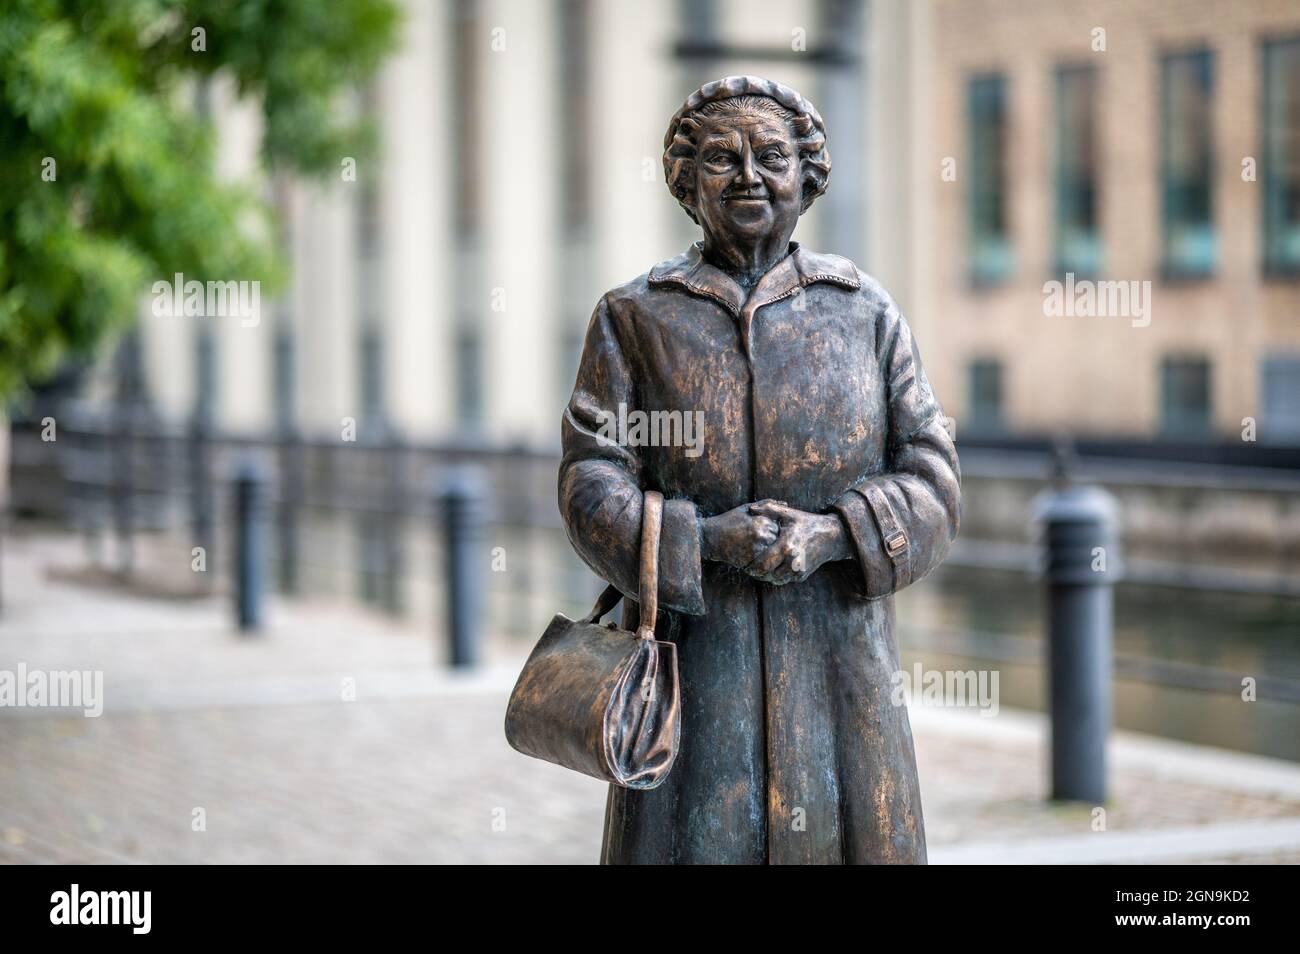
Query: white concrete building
131 0 921 449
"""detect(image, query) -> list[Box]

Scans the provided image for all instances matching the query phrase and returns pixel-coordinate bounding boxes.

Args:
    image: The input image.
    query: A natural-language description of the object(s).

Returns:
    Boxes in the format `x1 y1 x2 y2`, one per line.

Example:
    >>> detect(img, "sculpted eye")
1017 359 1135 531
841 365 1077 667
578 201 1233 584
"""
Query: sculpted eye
704 152 735 170
761 149 789 166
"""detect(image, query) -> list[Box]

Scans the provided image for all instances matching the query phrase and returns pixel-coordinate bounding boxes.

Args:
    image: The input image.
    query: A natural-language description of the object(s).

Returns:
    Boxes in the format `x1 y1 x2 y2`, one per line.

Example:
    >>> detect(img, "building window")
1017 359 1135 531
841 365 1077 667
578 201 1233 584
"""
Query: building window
1263 37 1300 275
451 0 484 430
1161 50 1216 277
456 328 483 429
273 327 295 432
354 84 384 433
558 0 590 236
359 326 383 425
1160 356 1212 439
194 327 217 426
1054 65 1100 277
452 0 481 237
968 359 1004 434
555 1 592 409
1260 356 1300 442
357 168 381 267
968 74 1012 285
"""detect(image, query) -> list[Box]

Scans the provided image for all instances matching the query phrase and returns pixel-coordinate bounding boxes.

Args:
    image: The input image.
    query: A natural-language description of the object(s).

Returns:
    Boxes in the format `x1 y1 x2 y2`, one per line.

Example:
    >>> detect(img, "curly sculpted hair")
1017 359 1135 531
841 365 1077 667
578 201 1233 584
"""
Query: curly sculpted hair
662 76 832 224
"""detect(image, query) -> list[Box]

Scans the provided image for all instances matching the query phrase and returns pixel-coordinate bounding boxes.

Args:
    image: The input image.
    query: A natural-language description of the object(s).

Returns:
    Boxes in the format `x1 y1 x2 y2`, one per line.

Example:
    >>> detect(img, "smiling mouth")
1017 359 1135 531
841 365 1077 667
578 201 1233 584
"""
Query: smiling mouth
724 194 769 203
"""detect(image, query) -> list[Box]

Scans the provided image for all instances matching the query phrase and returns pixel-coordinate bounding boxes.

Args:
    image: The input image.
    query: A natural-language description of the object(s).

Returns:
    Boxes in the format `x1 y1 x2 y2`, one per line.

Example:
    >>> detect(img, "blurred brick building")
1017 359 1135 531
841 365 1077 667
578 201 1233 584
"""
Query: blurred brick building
922 0 1300 442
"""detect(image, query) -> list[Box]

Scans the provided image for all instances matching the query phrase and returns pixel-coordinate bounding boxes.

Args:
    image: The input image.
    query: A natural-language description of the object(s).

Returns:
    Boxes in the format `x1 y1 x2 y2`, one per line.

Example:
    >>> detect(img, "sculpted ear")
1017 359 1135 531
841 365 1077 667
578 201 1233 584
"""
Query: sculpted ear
797 150 832 215
671 173 700 224
665 115 705 224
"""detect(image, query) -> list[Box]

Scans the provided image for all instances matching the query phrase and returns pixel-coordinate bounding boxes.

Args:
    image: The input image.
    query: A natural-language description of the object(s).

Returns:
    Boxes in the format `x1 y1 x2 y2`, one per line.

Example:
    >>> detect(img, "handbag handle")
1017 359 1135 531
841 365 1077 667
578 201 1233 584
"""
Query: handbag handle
579 490 664 641
636 491 663 640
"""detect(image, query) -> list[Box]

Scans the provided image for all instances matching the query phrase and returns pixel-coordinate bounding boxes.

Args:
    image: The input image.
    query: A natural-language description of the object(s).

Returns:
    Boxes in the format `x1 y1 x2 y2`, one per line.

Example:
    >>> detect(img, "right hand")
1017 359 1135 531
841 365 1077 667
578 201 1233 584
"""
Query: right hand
701 501 783 569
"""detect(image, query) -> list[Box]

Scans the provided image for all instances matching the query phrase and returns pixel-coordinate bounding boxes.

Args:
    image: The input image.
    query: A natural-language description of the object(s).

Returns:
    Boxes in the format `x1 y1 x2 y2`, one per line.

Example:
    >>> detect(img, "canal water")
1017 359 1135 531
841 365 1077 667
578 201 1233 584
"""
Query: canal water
897 564 1300 762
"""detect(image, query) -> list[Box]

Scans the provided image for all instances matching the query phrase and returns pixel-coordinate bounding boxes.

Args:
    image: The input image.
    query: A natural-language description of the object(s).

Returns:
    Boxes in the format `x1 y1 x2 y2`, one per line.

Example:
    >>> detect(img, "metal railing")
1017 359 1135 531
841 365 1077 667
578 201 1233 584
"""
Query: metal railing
10 401 602 660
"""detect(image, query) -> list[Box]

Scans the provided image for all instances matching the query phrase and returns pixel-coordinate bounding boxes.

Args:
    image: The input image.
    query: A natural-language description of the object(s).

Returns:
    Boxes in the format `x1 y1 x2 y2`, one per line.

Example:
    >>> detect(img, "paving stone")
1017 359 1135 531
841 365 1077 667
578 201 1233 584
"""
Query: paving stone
2 532 1297 864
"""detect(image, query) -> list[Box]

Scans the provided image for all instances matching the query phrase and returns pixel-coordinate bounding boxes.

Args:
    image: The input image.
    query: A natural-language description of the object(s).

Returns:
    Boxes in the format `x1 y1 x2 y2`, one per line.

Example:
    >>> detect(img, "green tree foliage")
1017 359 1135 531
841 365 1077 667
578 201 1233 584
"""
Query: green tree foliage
0 0 401 398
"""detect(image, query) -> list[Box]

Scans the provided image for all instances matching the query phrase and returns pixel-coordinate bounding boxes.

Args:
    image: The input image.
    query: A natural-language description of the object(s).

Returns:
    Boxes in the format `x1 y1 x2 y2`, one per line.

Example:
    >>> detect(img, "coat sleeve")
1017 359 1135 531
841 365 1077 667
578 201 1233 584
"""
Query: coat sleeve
558 294 706 616
831 292 961 600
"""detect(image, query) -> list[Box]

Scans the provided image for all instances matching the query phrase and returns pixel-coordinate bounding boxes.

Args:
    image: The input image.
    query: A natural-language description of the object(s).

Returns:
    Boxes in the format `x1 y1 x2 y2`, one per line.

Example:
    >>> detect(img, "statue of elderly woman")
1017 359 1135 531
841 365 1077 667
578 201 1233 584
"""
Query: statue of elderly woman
559 76 961 864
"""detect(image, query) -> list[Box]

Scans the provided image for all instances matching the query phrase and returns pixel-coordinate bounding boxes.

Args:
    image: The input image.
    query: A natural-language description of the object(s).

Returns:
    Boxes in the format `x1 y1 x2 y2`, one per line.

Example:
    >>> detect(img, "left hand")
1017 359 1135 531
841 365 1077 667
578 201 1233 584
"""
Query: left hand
745 501 852 585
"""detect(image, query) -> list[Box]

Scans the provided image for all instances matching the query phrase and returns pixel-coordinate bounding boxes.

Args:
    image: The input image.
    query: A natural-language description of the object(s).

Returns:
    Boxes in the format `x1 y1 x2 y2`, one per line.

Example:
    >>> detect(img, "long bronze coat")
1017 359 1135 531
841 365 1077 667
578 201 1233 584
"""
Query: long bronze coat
559 242 960 864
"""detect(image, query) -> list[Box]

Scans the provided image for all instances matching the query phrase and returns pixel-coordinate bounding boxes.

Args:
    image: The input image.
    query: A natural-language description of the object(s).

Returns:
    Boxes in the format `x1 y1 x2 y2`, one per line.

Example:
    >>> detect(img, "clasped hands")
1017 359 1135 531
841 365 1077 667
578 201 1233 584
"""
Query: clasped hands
701 500 852 585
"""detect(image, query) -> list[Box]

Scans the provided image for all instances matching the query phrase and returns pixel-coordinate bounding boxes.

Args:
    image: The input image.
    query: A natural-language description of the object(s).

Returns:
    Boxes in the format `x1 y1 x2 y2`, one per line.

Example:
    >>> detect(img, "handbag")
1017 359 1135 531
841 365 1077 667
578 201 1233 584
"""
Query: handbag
504 490 681 789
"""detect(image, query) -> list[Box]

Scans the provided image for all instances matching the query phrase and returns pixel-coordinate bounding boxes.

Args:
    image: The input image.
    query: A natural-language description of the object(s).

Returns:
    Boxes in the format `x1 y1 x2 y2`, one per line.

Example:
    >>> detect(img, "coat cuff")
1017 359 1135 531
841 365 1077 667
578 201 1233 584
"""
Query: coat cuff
656 497 706 616
831 485 897 600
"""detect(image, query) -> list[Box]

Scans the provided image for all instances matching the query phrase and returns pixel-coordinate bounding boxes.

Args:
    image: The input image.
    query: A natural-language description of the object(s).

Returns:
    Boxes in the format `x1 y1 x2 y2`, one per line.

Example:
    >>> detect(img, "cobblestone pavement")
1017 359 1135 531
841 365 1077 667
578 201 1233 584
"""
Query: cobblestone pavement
2 532 1299 864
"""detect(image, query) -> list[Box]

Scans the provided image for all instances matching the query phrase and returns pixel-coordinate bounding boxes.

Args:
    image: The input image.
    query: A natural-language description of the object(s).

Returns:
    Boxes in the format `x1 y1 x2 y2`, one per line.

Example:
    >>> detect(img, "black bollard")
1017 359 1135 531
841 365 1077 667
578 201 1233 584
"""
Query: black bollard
1033 482 1121 803
441 468 486 668
190 417 214 588
277 429 302 596
233 461 267 633
111 405 136 578
381 433 407 615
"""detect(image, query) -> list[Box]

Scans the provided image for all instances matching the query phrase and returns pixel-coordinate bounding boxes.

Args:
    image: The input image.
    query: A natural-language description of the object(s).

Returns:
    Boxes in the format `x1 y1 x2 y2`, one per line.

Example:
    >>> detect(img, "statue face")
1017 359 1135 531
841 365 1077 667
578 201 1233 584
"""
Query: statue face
693 110 802 255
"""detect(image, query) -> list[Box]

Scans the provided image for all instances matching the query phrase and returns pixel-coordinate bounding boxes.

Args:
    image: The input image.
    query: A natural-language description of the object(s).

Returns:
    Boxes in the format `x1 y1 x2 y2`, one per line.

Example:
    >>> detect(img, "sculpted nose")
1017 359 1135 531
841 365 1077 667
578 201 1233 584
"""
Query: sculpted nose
738 148 761 186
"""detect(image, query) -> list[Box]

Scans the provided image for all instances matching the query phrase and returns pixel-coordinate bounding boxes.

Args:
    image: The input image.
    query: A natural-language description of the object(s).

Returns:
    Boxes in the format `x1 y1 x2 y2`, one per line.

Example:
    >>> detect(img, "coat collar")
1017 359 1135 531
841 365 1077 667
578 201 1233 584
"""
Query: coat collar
648 241 860 319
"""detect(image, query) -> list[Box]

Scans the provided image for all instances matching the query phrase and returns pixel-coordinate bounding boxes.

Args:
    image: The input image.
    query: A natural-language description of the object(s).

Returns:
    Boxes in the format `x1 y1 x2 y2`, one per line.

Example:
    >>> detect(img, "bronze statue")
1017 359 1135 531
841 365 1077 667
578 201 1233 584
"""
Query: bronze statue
559 76 961 864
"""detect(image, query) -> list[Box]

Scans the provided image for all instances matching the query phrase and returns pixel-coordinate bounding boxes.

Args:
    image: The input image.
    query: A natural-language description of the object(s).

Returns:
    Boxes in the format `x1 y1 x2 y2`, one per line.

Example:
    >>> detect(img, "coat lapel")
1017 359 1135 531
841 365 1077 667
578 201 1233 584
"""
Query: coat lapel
647 243 747 316
648 242 861 355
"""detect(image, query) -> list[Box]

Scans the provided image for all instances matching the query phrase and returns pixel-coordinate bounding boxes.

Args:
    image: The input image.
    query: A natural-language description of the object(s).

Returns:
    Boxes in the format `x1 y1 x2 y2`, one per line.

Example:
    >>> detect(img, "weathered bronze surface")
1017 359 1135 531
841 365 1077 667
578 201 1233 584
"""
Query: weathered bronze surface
558 75 961 864
506 492 681 788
